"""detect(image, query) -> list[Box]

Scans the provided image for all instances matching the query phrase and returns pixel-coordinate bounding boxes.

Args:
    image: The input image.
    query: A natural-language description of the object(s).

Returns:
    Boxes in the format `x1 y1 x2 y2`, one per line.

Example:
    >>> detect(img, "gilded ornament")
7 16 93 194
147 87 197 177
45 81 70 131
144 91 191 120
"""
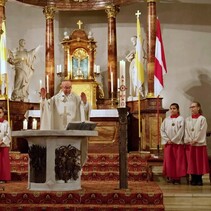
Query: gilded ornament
0 0 7 7
105 4 119 19
43 6 56 20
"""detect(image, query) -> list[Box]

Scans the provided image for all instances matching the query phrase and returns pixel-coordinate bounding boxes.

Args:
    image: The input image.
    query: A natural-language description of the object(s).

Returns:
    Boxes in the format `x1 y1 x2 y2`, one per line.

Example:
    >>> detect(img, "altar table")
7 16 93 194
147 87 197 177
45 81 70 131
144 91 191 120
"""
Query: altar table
12 130 98 191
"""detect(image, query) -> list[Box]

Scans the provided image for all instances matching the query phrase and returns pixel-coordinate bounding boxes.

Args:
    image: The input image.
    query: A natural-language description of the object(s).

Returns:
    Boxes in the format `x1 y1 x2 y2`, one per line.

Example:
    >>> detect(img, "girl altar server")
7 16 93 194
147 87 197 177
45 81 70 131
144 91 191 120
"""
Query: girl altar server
184 101 209 186
0 107 11 183
161 103 186 184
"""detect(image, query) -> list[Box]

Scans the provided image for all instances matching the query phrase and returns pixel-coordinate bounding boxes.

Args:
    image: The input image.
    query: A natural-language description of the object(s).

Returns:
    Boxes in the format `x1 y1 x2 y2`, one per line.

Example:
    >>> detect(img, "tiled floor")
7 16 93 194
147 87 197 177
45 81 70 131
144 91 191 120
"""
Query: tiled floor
154 166 211 211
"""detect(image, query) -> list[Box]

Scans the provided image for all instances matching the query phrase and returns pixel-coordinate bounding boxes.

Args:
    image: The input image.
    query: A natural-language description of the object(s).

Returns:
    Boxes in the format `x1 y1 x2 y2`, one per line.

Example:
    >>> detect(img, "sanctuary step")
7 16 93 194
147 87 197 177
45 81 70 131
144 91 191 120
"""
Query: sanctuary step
9 152 28 181
9 152 152 182
0 180 164 211
82 153 152 181
6 152 164 211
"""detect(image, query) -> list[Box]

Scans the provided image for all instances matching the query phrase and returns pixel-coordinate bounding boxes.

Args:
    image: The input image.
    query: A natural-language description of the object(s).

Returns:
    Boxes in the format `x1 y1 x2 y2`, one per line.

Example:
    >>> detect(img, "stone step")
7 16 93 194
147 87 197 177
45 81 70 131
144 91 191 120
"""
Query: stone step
0 204 165 210
9 152 152 182
81 171 150 181
83 162 148 171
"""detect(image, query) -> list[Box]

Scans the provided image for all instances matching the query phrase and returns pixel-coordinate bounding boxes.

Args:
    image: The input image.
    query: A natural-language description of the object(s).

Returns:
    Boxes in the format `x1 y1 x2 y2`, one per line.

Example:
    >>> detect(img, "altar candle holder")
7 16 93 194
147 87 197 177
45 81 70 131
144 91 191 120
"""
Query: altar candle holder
111 92 118 108
117 91 120 106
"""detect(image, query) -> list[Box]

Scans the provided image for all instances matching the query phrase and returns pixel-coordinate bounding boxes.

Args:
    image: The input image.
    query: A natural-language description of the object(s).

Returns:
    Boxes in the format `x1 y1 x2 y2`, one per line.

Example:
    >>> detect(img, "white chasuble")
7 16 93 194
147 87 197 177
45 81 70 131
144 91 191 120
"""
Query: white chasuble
40 90 90 165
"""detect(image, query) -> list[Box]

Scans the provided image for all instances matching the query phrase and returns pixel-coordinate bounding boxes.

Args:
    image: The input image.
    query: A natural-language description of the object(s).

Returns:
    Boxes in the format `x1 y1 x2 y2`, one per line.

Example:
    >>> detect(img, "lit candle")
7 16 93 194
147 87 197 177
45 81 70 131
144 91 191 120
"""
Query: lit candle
67 51 70 73
94 64 97 73
120 60 126 84
32 118 37 130
39 80 42 90
23 119 28 130
111 71 114 93
96 65 100 74
57 64 62 73
117 78 120 92
46 75 49 93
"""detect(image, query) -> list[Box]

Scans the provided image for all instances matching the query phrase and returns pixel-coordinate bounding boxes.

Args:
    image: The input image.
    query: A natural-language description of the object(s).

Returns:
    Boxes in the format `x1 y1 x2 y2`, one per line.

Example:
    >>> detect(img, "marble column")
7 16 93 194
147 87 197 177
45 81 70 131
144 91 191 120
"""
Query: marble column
105 5 119 99
147 0 156 97
43 4 55 97
0 0 6 38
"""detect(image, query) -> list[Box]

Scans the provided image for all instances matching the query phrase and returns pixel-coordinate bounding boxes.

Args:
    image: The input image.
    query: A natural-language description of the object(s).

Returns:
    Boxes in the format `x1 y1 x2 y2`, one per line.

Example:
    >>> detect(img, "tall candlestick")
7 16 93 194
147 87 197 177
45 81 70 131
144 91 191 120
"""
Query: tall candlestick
46 75 49 93
111 71 114 93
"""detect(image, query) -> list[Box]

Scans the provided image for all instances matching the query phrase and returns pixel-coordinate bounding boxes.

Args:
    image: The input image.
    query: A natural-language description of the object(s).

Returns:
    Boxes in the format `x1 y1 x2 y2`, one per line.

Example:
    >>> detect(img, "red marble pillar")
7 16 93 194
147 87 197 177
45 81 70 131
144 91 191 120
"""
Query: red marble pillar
43 5 55 97
147 0 156 97
105 5 119 99
0 0 6 38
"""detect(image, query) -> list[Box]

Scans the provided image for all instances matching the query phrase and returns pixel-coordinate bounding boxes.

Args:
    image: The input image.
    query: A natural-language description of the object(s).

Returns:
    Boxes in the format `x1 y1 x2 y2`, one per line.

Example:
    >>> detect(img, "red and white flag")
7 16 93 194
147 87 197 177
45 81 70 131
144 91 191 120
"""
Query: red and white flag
154 18 167 97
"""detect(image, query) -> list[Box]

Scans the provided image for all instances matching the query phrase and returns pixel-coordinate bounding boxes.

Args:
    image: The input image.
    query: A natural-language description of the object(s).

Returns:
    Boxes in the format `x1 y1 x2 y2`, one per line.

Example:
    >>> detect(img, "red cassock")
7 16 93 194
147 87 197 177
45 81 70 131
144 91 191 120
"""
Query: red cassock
0 147 11 181
185 145 209 175
163 144 187 178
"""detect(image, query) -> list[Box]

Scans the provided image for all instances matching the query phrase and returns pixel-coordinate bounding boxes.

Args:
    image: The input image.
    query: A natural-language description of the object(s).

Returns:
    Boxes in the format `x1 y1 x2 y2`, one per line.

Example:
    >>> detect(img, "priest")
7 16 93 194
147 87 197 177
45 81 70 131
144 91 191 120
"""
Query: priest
40 80 90 165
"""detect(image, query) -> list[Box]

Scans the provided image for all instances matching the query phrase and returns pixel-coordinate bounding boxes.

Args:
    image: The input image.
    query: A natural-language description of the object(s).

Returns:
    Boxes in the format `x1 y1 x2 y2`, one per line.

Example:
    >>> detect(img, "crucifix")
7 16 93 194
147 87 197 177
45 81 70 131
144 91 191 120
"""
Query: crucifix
135 10 141 18
77 20 83 29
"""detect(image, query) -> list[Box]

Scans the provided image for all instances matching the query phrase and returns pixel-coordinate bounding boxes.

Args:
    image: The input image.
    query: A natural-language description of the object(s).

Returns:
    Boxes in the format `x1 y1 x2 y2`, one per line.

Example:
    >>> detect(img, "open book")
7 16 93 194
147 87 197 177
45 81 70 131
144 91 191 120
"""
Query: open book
66 121 97 131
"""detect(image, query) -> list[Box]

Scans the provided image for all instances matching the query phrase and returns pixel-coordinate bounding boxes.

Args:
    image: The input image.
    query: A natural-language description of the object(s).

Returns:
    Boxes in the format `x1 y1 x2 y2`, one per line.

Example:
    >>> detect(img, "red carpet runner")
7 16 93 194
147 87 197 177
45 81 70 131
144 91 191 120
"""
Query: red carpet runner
0 152 164 210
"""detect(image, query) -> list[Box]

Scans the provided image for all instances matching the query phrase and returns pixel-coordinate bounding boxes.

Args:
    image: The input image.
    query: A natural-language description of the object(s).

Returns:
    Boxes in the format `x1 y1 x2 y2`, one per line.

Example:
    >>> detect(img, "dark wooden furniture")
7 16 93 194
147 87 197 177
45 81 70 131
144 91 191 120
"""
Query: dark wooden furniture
0 100 40 152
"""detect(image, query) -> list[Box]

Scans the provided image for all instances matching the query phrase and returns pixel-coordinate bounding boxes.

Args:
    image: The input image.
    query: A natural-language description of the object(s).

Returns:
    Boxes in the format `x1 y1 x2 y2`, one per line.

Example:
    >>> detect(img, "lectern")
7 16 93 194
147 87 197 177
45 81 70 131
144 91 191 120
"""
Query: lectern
12 130 98 191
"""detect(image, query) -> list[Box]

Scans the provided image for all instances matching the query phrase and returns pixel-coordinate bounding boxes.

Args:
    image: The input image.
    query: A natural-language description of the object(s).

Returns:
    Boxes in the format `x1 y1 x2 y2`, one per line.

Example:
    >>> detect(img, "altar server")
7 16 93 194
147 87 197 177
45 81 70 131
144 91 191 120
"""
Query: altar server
184 101 209 186
0 107 11 183
161 103 186 184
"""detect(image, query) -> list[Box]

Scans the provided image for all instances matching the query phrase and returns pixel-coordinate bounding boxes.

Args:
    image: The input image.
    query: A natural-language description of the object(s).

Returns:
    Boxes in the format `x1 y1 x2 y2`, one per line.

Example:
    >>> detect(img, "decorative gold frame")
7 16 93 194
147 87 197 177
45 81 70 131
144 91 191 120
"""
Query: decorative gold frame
70 48 90 80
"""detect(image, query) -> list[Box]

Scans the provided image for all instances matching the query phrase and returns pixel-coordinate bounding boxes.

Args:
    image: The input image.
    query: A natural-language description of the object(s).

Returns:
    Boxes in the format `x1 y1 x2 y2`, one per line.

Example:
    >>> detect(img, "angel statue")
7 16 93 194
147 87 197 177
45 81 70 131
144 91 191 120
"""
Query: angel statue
126 36 138 101
7 39 41 101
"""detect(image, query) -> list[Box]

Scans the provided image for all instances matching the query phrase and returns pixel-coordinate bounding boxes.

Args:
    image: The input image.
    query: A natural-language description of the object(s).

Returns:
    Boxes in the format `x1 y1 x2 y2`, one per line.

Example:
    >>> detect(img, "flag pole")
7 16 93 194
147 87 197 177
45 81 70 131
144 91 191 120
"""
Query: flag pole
156 95 160 156
138 91 141 150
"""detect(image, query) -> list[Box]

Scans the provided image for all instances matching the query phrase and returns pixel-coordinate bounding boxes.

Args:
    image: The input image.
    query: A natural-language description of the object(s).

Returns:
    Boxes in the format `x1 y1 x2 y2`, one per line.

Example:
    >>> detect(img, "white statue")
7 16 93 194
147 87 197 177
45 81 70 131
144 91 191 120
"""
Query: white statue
63 31 69 40
88 31 93 40
8 39 41 101
126 36 138 101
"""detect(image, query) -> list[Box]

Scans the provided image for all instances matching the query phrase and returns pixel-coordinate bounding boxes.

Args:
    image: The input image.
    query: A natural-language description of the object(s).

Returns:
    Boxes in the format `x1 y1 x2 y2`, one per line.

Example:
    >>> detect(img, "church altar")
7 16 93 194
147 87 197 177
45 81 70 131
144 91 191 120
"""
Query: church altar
11 130 98 191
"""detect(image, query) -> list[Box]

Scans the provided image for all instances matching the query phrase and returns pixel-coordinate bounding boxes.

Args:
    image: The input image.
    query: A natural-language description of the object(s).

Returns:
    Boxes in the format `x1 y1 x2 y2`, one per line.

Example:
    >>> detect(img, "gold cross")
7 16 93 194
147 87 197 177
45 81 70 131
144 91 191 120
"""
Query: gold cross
77 20 83 29
135 10 141 18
